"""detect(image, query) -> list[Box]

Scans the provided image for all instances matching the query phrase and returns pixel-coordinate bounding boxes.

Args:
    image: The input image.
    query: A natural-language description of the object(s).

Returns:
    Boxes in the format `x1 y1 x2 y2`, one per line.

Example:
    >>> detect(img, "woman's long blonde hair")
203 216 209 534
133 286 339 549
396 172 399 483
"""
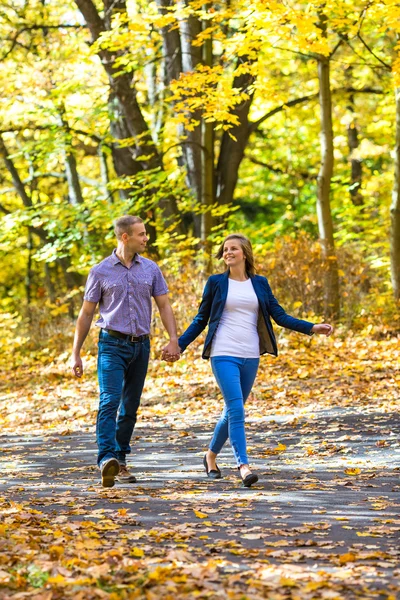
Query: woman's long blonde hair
215 233 256 277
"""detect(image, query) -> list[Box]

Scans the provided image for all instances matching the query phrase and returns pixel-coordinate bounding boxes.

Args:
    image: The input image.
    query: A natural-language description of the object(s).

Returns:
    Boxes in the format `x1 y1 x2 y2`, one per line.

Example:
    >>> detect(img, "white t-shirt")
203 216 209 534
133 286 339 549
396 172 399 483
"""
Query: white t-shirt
210 278 260 358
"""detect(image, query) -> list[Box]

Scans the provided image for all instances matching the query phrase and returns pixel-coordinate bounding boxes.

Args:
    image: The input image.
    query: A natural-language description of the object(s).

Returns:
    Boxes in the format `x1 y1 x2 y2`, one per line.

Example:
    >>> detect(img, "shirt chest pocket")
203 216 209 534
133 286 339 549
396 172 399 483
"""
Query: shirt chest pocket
103 282 125 297
133 280 152 297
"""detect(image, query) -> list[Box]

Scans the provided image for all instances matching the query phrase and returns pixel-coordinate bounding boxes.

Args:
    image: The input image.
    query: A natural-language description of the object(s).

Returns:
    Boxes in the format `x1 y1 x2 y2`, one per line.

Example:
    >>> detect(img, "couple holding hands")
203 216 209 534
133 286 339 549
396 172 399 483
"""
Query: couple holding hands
71 215 333 488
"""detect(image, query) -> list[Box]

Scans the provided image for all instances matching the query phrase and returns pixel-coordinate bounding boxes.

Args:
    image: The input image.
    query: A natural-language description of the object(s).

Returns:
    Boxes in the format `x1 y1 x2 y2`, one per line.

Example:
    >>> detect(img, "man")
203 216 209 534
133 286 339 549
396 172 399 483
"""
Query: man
71 215 180 487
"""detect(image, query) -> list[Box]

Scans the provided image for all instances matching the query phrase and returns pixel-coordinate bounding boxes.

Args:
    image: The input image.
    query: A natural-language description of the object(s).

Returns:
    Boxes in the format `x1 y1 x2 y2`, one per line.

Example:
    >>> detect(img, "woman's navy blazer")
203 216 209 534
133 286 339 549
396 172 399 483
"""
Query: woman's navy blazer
178 270 315 359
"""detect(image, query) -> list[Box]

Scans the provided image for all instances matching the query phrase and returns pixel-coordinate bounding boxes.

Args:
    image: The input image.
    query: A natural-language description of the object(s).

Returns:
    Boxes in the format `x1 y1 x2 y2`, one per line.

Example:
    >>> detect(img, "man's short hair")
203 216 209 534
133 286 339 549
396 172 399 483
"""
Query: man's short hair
114 215 143 240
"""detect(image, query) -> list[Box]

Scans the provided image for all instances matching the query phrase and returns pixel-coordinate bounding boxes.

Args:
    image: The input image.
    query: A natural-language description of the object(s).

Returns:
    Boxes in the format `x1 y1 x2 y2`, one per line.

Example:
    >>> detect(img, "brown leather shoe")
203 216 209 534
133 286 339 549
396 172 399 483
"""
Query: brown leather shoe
116 464 137 483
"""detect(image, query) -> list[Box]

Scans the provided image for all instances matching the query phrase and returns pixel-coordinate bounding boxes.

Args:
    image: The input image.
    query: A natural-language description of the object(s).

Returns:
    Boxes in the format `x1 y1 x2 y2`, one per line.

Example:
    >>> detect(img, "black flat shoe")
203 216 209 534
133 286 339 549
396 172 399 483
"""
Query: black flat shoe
203 454 222 479
238 467 258 488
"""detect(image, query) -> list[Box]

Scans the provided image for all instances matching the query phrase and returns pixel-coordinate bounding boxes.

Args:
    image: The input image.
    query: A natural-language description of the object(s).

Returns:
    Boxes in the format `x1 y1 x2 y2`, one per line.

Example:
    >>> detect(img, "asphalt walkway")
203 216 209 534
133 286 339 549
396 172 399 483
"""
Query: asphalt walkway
0 406 399 598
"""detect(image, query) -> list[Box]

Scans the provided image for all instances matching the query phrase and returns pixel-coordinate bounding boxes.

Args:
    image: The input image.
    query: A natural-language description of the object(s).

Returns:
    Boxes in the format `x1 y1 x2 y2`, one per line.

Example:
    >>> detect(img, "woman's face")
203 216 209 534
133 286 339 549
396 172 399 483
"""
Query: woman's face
223 239 245 268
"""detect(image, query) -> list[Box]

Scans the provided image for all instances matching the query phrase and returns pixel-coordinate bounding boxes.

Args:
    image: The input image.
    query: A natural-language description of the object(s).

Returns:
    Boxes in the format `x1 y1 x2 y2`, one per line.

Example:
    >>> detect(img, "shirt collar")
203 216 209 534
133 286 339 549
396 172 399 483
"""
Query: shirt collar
111 249 142 265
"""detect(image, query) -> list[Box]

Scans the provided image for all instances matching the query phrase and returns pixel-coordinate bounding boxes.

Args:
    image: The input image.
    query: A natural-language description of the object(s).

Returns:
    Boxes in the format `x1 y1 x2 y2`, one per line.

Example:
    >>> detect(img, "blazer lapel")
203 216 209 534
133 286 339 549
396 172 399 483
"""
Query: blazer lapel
218 270 229 303
251 276 263 303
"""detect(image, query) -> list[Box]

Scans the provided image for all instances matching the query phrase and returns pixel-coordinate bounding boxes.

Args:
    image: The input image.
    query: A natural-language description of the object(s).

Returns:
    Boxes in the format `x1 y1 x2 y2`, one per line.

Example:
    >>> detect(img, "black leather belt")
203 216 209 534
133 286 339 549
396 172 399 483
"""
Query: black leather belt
104 329 149 343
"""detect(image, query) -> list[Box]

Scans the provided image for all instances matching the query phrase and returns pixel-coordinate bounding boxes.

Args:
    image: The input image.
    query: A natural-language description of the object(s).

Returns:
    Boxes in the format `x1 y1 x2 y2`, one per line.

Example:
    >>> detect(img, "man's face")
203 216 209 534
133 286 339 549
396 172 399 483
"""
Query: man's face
122 222 149 254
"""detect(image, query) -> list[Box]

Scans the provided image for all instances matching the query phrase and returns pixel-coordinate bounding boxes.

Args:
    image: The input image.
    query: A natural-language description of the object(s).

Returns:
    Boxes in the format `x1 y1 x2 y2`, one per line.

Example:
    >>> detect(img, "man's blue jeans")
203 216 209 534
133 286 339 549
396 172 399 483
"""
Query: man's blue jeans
210 356 259 466
96 330 150 466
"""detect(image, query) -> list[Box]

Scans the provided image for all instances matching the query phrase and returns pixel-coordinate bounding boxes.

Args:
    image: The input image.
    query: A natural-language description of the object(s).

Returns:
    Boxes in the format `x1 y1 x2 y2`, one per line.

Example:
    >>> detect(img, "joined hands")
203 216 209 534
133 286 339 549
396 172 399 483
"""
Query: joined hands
162 340 181 362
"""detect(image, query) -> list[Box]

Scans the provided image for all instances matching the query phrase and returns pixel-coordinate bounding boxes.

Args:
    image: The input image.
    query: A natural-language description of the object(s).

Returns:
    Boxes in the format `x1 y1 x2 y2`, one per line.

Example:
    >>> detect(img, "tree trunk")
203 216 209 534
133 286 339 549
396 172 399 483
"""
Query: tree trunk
345 72 363 206
176 4 203 235
58 111 84 206
390 87 400 301
0 135 84 294
200 17 214 253
75 0 181 228
25 229 33 310
215 58 254 207
348 120 363 206
98 143 112 201
317 53 340 320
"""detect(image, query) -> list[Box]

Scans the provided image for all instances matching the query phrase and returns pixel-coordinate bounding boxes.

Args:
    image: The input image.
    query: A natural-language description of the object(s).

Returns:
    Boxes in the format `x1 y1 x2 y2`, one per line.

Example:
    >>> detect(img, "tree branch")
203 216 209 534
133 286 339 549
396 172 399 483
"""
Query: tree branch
356 4 391 71
246 155 317 180
0 135 32 207
357 33 391 71
1 24 84 61
0 125 105 145
329 39 343 59
250 93 319 132
250 87 384 133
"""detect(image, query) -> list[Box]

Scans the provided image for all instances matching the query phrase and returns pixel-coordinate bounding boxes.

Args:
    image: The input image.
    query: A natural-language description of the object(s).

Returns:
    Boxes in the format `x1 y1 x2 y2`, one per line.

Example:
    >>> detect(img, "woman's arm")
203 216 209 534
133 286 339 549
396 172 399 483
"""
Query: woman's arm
178 277 214 352
265 279 315 335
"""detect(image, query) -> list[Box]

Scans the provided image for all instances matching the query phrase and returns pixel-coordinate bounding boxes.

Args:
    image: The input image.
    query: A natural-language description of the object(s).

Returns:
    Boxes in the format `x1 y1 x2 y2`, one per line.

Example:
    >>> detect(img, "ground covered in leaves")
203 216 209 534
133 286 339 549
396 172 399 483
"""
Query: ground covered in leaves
0 331 399 599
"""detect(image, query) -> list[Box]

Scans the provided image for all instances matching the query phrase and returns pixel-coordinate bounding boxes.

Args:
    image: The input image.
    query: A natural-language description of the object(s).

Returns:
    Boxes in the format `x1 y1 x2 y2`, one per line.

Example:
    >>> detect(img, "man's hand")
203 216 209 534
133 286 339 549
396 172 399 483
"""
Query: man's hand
311 323 333 336
71 300 97 378
154 295 180 362
71 354 84 377
162 340 181 362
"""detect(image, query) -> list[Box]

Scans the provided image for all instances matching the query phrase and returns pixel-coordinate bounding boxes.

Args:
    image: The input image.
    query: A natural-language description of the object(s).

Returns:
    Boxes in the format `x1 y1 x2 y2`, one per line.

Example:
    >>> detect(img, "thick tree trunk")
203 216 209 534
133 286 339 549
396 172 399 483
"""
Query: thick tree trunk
74 0 181 228
108 93 142 192
215 58 254 207
156 0 182 82
317 54 340 320
390 88 400 301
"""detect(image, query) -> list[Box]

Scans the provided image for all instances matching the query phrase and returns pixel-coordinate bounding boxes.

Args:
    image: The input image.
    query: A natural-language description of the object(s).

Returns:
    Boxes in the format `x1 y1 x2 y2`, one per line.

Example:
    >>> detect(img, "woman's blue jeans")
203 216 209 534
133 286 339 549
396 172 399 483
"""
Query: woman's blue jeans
96 330 150 466
210 356 259 466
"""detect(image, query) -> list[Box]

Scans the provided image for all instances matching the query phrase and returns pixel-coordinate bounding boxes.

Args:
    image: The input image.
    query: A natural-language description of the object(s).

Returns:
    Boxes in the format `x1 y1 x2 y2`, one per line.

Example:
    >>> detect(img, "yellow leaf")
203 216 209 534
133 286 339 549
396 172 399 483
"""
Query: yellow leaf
280 577 297 587
47 574 66 585
339 552 356 564
130 547 144 557
193 510 208 519
49 545 64 559
344 468 361 475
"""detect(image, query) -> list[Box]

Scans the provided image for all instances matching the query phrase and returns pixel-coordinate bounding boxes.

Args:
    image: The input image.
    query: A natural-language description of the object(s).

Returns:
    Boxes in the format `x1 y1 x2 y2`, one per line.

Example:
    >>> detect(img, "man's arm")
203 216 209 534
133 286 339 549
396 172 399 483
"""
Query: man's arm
153 294 180 361
71 300 97 377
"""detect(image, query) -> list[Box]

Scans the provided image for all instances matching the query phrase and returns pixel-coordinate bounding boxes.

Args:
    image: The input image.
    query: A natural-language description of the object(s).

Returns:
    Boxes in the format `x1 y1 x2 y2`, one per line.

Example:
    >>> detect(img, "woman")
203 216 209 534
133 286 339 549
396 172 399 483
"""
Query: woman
171 234 333 487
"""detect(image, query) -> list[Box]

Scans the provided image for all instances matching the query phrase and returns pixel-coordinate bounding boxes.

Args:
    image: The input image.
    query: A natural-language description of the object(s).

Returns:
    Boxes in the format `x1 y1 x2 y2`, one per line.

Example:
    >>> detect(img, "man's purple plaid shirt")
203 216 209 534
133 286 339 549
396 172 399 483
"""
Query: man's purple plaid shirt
84 250 168 336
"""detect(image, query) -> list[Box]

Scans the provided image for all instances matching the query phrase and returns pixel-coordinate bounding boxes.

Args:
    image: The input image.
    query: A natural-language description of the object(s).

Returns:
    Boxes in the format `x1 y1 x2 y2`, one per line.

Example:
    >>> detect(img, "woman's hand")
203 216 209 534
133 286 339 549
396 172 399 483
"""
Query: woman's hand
311 323 333 336
162 342 181 362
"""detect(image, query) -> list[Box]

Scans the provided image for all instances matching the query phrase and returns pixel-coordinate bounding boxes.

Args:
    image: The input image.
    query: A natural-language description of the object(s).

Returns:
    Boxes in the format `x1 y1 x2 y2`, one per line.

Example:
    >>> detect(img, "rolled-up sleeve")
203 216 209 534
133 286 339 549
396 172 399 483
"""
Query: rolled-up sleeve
83 269 102 303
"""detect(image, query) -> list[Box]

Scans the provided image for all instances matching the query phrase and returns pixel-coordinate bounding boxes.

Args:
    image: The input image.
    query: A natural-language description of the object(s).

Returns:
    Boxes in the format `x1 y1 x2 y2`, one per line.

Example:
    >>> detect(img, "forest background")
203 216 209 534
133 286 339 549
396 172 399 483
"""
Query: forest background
0 0 400 367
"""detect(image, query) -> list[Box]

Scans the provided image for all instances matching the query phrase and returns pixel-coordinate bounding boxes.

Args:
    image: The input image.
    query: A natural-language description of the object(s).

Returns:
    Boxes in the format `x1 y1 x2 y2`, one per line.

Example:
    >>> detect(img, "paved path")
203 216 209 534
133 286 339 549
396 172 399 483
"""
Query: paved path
0 406 399 598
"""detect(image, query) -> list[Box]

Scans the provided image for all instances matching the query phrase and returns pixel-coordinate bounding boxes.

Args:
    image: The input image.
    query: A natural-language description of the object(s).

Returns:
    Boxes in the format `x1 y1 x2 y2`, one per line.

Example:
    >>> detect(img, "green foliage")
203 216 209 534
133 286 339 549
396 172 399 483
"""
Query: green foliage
0 0 399 317
26 565 49 588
